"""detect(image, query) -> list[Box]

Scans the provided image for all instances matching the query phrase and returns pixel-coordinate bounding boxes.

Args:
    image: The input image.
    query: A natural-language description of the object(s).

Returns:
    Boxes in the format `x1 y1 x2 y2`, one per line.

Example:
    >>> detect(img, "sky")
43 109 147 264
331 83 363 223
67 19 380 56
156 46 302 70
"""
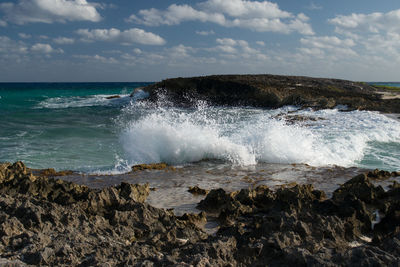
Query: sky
0 0 399 82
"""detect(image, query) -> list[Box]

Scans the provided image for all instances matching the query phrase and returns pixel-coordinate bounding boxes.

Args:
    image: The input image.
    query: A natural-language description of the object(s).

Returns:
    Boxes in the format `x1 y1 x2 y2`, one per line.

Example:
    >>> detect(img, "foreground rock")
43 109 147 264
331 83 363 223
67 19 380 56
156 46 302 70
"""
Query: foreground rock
196 174 400 266
0 162 206 266
141 74 400 112
0 162 399 266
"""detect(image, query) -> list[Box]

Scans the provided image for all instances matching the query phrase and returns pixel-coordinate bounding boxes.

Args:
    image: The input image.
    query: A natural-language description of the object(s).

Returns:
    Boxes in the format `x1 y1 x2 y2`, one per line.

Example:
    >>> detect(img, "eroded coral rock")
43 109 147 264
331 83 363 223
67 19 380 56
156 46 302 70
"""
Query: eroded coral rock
0 162 399 266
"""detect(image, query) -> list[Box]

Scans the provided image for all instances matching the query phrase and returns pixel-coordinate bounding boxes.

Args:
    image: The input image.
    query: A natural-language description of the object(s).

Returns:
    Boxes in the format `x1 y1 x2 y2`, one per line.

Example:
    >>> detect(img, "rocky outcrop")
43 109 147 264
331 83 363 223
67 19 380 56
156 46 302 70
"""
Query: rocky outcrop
0 161 399 266
195 175 400 266
188 185 209 195
141 74 400 112
0 162 206 266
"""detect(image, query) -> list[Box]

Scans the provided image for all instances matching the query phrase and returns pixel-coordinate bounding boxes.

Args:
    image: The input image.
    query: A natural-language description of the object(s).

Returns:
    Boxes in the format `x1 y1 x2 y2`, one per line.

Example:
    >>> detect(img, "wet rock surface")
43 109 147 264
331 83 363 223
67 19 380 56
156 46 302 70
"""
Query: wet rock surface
1 162 399 266
188 186 209 195
105 95 121 99
142 74 400 113
131 163 176 172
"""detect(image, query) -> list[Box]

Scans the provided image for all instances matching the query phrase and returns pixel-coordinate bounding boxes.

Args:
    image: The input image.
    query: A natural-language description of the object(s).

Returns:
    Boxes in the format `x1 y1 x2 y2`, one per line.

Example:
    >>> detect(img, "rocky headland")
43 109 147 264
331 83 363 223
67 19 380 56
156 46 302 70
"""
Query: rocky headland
139 74 400 113
1 161 399 266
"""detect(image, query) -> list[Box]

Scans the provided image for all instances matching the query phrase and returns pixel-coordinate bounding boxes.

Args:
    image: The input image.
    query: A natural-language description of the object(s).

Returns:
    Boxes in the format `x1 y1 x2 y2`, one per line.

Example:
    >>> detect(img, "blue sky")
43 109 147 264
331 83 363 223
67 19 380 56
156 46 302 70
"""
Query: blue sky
0 0 399 82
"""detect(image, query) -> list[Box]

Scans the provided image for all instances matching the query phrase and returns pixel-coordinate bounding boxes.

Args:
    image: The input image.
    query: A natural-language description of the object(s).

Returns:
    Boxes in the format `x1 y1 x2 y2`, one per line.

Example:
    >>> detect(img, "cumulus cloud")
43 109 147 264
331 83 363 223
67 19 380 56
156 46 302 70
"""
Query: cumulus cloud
299 36 357 59
301 36 355 49
329 9 400 32
0 36 29 65
328 9 400 59
0 19 7 26
73 54 118 64
167 45 196 61
213 38 267 60
0 0 101 24
133 48 142 54
31 43 63 54
53 37 75 44
0 36 28 54
128 0 314 35
196 30 215 36
18 33 31 39
76 28 166 45
307 2 322 10
200 0 291 18
127 4 226 26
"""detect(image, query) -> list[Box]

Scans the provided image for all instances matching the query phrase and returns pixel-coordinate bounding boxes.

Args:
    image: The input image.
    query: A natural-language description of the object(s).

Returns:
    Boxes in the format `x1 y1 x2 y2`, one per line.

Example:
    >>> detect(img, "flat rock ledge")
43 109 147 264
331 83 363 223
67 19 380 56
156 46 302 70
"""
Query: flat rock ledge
0 161 399 266
141 74 400 113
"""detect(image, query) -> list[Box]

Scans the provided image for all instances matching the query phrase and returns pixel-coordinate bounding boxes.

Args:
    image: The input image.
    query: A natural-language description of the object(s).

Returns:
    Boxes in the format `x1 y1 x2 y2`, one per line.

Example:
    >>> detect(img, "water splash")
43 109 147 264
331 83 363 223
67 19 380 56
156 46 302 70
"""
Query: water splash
118 98 400 169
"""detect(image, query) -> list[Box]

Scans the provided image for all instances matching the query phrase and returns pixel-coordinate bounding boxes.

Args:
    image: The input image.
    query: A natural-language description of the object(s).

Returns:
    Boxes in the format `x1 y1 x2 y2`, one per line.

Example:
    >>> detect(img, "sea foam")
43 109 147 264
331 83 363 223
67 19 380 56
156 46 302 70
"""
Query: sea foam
37 94 131 109
119 98 400 168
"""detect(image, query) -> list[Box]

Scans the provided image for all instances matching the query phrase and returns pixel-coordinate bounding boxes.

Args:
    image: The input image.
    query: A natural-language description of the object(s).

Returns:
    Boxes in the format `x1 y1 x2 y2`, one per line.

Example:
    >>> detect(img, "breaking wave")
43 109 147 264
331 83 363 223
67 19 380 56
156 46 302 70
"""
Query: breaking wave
119 98 400 168
37 94 132 109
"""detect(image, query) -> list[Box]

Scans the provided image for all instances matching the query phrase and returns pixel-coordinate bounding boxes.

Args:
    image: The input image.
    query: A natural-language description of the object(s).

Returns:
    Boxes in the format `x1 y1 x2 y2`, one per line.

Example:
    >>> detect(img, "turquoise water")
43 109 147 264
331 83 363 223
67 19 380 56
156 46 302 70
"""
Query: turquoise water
0 83 150 172
370 82 400 87
1 83 400 173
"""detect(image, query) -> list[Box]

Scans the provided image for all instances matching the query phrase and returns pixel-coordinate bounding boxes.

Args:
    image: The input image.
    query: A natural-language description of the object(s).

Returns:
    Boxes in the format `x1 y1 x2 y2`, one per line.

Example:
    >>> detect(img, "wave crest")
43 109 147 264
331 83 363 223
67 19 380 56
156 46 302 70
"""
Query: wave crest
119 100 400 168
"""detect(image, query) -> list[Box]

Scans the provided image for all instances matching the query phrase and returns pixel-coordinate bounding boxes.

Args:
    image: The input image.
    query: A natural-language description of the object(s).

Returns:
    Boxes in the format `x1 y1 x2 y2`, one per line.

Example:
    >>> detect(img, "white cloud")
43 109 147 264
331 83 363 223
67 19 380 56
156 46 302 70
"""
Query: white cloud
0 36 28 54
168 44 196 60
196 30 215 36
299 36 357 59
200 0 290 18
0 19 7 26
127 4 225 26
0 0 101 24
31 43 63 54
112 37 269 72
0 36 29 64
256 41 265 46
307 2 322 10
216 38 238 47
73 54 118 64
18 33 31 39
77 28 166 45
300 36 355 49
128 0 314 35
328 9 400 60
53 37 75 44
213 38 267 60
329 9 400 34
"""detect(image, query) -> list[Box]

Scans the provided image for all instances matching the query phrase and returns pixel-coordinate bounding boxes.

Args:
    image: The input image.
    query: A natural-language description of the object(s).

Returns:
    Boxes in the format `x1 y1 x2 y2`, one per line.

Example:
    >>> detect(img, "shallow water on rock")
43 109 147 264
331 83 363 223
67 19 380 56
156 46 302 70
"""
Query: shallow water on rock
60 162 400 215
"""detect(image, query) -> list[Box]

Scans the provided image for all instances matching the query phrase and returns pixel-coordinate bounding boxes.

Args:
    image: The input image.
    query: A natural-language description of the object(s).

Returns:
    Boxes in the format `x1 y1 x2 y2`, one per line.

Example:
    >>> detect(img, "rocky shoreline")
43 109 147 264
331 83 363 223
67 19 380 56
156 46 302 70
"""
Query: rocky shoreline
139 74 400 113
1 162 399 266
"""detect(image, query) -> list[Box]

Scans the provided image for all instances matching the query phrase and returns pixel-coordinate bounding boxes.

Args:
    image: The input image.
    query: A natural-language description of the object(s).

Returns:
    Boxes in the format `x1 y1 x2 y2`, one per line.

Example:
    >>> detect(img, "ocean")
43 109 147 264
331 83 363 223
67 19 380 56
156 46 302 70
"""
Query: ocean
1 82 400 174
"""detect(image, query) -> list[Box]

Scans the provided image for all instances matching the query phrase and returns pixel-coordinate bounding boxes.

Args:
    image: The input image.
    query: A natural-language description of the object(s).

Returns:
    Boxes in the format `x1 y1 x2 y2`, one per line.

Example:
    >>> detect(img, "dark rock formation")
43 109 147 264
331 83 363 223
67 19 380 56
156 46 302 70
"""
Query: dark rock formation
0 162 206 266
366 169 400 180
131 163 176 172
196 176 400 266
1 161 399 266
142 74 400 112
188 185 209 195
105 95 121 99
